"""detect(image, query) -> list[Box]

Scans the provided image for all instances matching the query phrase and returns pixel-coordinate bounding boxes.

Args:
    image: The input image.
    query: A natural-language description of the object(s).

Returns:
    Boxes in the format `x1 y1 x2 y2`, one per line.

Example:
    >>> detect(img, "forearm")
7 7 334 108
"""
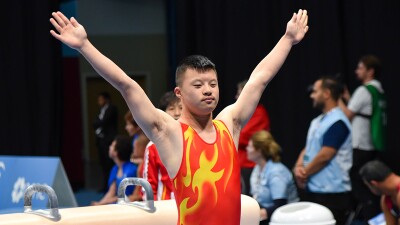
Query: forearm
249 35 293 86
98 190 118 205
338 99 354 120
383 211 397 225
294 149 305 168
78 39 136 93
304 153 331 176
98 195 118 205
231 36 294 128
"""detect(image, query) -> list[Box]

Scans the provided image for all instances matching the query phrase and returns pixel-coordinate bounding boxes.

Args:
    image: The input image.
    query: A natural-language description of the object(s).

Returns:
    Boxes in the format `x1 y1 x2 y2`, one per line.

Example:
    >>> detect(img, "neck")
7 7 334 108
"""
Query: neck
322 100 338 114
257 158 267 169
115 159 124 168
179 109 214 131
362 77 374 84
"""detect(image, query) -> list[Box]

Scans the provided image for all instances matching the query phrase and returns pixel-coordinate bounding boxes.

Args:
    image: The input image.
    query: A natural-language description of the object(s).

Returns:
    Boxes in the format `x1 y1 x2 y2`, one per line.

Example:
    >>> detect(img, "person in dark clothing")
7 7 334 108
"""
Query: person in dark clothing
93 92 118 192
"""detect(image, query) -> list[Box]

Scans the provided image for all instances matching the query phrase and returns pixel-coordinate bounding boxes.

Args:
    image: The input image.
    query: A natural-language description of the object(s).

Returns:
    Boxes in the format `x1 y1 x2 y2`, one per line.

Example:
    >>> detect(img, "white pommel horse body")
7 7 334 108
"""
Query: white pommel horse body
0 178 260 225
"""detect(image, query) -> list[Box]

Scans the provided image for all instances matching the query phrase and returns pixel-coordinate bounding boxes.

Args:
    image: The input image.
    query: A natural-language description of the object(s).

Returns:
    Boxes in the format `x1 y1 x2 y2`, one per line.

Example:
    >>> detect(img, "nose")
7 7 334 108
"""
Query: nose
203 85 212 95
174 108 181 117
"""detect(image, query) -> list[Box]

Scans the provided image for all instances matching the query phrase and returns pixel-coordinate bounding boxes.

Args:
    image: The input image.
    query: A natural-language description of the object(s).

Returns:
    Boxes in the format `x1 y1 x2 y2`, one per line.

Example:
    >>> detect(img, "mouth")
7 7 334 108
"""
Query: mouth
202 97 215 104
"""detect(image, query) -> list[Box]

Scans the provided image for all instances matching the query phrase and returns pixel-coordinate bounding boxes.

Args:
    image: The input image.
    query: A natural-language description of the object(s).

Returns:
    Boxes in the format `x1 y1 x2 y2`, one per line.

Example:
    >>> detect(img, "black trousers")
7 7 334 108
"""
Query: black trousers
301 191 353 225
350 148 381 223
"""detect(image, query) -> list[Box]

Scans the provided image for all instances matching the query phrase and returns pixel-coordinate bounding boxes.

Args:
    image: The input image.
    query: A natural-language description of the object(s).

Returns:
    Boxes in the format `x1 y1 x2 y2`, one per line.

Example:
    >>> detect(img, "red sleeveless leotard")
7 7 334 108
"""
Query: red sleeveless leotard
172 120 241 225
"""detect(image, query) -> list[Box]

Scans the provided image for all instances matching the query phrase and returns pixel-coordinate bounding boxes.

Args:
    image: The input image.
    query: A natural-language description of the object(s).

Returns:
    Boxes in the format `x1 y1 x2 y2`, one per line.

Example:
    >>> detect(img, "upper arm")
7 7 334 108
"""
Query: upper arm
348 87 371 114
216 80 266 140
122 83 178 140
339 100 355 120
322 120 350 149
216 35 295 137
269 175 289 200
318 146 337 161
122 85 182 167
381 196 397 225
232 79 266 127
238 105 270 147
106 182 117 198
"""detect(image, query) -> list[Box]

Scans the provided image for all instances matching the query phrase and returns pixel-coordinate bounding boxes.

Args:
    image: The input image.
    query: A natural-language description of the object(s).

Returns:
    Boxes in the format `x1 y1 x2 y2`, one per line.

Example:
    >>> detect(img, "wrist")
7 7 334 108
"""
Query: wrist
78 39 92 53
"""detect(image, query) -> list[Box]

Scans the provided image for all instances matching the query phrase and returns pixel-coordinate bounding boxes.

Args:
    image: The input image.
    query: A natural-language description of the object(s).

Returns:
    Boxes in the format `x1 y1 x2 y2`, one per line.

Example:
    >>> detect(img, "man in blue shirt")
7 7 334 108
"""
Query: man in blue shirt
294 77 352 225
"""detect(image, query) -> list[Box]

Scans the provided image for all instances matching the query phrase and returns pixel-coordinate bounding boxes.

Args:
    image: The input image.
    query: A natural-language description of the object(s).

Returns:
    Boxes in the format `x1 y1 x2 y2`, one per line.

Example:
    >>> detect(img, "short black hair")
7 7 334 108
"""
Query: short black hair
359 55 382 78
99 91 111 100
359 160 392 182
175 55 216 87
319 76 344 101
114 135 133 161
159 91 179 111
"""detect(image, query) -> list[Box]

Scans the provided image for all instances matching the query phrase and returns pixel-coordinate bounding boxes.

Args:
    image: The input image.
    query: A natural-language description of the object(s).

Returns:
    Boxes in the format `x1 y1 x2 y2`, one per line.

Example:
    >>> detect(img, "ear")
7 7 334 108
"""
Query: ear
370 180 379 186
367 68 375 78
174 86 182 98
323 88 331 99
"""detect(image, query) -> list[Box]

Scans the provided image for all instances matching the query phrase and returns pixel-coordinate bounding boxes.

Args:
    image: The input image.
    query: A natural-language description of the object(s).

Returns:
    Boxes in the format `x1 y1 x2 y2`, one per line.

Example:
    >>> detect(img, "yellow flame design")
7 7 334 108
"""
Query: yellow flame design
177 121 235 225
182 127 194 187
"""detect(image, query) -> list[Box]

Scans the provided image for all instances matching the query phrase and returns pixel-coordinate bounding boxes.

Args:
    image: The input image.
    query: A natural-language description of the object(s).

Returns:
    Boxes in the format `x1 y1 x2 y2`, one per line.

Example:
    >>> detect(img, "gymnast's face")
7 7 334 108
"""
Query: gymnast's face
175 68 219 115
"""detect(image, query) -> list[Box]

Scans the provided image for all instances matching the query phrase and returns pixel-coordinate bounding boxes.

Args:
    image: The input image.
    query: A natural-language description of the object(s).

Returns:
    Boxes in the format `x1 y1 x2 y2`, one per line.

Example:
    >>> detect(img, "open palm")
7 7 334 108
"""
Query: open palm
286 9 309 45
50 12 87 50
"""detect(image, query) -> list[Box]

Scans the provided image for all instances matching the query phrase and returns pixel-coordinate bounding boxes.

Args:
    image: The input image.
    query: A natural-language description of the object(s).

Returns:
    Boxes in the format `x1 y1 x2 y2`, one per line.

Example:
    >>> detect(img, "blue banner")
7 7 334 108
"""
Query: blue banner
0 156 60 211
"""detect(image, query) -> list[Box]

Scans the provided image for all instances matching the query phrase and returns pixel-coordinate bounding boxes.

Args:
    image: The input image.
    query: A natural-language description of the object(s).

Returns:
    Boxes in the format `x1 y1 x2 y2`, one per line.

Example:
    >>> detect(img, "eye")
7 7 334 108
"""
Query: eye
193 84 202 88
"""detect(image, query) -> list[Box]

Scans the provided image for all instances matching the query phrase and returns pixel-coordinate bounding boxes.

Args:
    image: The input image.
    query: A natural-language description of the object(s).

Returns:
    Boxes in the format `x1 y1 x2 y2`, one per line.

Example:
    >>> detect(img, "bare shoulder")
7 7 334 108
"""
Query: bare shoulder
216 105 235 128
216 104 241 141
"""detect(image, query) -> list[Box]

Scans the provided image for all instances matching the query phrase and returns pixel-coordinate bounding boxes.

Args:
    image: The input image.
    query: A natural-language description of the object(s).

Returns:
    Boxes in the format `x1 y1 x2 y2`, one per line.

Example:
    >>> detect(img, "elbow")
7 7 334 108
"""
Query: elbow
118 81 132 94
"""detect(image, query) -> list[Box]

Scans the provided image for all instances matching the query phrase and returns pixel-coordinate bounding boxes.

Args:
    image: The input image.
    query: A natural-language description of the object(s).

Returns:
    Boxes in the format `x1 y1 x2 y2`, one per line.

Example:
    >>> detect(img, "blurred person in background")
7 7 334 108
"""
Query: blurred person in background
247 130 298 224
91 135 137 205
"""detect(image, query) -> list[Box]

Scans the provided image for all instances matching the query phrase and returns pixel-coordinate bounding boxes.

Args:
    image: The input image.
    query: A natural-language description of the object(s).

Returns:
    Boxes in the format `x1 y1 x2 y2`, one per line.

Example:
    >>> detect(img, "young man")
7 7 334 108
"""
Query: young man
338 55 385 222
294 77 352 225
50 9 308 225
360 160 400 225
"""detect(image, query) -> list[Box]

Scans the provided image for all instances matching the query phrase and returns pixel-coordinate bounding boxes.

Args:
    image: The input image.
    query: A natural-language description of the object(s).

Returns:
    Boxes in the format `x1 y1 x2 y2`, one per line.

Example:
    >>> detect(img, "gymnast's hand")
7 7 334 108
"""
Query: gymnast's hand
285 9 309 45
50 11 87 50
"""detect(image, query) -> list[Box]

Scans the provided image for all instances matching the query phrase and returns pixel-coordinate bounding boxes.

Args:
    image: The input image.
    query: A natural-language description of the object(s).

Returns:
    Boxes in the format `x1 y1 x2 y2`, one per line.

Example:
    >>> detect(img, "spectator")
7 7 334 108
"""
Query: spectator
339 55 386 223
247 130 298 224
91 135 137 205
294 77 352 225
92 92 118 192
360 160 400 225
